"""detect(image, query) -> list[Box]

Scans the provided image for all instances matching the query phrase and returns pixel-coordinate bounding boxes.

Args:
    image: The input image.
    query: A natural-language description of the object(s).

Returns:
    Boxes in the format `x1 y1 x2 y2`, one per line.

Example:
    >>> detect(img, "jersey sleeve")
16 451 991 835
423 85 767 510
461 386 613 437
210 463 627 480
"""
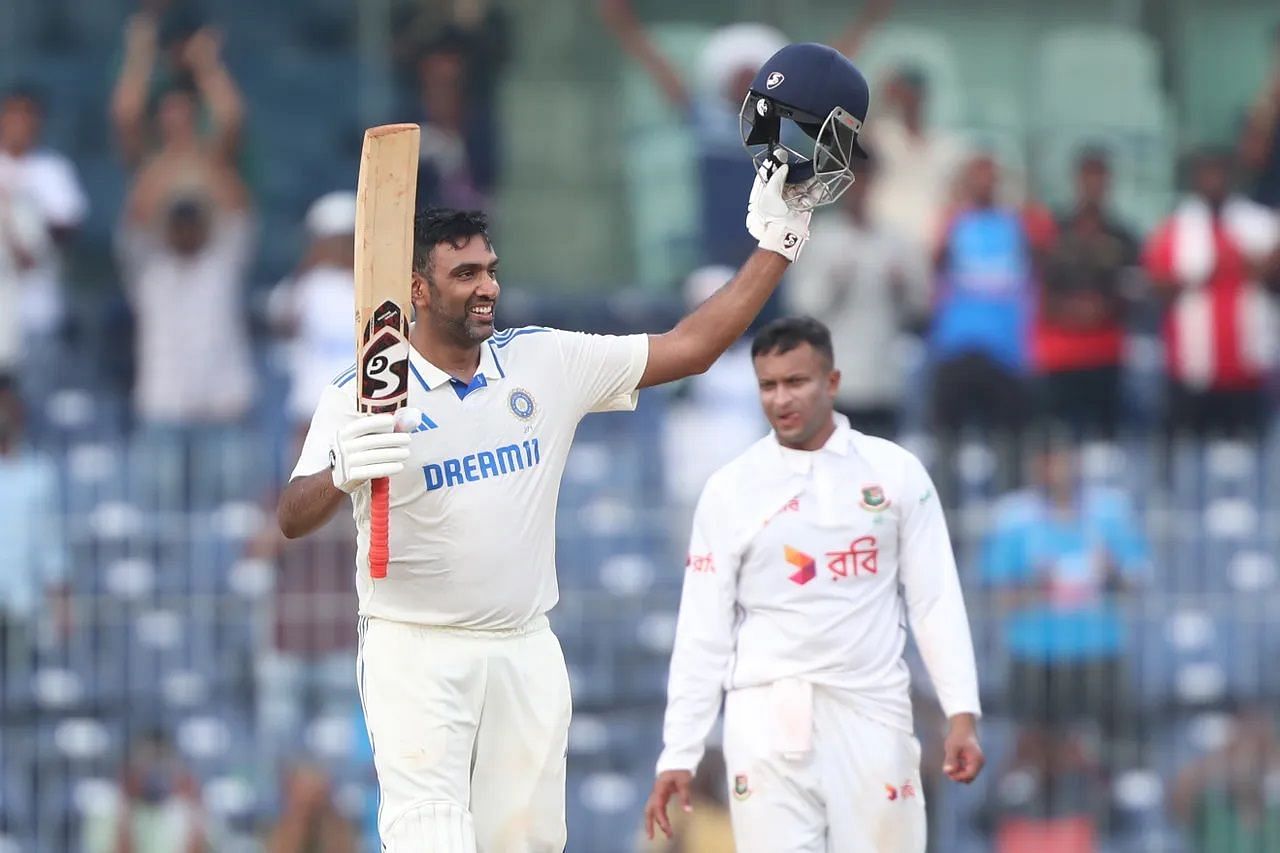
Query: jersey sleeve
290 381 359 480
656 477 740 775
552 330 649 415
897 452 982 720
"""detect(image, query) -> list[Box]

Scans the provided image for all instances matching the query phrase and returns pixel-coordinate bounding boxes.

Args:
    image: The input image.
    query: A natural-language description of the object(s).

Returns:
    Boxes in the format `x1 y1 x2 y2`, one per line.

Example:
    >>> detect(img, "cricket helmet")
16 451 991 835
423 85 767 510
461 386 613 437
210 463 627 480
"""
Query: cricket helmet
740 42 870 209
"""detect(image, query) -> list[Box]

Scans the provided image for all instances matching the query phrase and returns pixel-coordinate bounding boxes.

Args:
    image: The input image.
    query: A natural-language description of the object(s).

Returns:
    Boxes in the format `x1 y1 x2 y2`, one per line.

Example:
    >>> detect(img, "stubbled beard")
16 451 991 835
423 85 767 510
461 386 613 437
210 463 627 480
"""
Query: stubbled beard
432 305 491 344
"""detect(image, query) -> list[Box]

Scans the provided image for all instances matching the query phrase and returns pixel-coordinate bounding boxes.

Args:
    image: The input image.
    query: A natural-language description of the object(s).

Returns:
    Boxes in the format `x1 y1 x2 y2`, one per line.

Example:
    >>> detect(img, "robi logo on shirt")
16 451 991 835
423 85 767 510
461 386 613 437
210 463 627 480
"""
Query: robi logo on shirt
785 537 879 584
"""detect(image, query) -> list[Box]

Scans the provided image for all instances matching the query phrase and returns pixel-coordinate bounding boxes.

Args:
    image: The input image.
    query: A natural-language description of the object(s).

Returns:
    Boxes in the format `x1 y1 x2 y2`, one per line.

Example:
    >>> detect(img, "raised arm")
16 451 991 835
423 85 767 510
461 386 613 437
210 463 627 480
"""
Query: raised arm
1239 64 1280 173
183 28 245 166
640 163 810 387
110 14 159 170
830 0 895 58
597 0 689 110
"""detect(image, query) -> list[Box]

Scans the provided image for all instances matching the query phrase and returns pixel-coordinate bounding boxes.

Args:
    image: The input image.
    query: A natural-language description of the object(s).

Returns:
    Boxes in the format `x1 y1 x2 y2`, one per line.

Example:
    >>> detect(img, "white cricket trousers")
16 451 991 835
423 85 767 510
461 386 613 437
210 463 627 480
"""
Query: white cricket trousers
357 615 572 852
722 681 926 853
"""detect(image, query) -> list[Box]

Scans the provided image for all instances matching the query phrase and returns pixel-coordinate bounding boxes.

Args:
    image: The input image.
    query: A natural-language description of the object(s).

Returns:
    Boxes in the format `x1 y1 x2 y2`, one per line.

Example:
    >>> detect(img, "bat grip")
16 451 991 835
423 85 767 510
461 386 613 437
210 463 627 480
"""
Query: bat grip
369 477 389 579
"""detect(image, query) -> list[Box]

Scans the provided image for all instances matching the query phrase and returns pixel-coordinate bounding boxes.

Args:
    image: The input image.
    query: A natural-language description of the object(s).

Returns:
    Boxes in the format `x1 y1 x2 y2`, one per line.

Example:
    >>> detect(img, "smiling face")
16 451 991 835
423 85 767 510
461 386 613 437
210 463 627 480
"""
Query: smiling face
413 234 499 346
753 341 840 450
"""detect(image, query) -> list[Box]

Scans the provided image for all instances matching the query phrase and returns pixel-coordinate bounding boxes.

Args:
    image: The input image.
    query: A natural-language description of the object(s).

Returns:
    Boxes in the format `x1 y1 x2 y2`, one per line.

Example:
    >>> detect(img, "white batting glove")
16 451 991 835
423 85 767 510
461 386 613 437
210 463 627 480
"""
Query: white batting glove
328 413 412 494
745 157 814 262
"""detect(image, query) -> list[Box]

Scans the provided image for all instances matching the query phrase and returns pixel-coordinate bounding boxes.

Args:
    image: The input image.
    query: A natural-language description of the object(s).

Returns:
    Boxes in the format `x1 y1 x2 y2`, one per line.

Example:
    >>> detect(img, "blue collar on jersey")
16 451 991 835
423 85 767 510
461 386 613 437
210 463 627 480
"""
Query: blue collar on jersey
409 341 505 397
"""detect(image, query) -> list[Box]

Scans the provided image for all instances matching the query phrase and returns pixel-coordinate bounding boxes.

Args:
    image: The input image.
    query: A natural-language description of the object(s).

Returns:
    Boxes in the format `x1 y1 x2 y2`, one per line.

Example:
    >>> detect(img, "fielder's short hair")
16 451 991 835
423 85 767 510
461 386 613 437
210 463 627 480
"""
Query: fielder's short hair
751 316 835 367
413 207 492 277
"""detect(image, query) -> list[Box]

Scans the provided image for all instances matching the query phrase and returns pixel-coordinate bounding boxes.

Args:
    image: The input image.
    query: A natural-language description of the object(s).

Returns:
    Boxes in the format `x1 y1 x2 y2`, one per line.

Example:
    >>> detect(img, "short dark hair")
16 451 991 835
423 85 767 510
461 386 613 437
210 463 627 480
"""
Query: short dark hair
750 316 834 366
413 207 492 278
892 65 929 94
148 75 199 117
1 82 44 112
1075 145 1111 172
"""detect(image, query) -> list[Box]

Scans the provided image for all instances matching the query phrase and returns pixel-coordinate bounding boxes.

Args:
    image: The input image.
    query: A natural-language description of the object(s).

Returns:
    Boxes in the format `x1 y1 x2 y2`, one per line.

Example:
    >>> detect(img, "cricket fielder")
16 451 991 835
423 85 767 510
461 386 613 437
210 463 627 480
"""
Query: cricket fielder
644 317 984 853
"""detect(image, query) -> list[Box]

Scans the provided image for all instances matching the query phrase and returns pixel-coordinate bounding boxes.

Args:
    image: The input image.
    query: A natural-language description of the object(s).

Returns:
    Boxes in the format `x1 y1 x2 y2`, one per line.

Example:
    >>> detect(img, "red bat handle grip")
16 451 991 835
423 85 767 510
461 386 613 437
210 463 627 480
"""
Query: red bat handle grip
369 476 390 579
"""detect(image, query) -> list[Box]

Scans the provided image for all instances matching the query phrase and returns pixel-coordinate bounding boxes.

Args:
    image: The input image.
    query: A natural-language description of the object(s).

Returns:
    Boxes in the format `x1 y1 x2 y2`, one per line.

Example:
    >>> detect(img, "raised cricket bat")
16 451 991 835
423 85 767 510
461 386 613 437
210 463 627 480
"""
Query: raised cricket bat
354 123 419 579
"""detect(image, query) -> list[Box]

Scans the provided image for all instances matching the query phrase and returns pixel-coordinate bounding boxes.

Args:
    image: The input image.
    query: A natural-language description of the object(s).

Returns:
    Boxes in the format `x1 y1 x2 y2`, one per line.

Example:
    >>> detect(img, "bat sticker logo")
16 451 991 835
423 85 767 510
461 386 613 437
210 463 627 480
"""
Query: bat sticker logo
359 301 410 413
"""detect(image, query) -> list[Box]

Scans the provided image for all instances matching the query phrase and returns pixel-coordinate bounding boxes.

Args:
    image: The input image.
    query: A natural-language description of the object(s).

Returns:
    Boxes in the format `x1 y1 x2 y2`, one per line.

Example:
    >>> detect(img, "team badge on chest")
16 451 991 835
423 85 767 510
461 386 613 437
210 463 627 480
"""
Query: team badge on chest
859 484 890 512
508 388 536 421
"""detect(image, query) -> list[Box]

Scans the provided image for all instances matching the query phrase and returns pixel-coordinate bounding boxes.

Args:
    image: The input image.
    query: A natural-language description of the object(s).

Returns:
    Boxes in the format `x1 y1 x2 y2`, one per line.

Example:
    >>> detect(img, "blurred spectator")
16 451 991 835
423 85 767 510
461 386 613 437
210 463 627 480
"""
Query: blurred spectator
980 442 1147 746
1239 25 1280 208
787 156 929 437
1143 147 1280 440
985 726 1107 853
0 168 50 388
636 746 734 853
409 3 509 209
267 191 358 442
1171 704 1280 852
0 85 88 350
1036 148 1139 439
117 152 255 426
267 764 357 853
599 0 890 268
82 729 214 853
0 392 71 673
662 265 767 507
930 153 1055 446
864 66 966 259
115 135 256 504
110 12 243 173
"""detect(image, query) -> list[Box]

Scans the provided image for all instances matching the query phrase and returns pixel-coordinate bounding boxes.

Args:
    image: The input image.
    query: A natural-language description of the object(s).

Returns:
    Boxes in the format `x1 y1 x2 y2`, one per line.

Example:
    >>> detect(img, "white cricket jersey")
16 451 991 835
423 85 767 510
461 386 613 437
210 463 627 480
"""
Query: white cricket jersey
657 415 981 773
292 326 649 630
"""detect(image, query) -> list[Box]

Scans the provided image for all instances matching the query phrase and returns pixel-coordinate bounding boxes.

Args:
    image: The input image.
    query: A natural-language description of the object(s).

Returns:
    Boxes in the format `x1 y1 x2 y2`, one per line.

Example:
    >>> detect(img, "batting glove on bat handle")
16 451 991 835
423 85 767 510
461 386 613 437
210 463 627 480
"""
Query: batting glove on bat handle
745 157 813 262
328 414 412 494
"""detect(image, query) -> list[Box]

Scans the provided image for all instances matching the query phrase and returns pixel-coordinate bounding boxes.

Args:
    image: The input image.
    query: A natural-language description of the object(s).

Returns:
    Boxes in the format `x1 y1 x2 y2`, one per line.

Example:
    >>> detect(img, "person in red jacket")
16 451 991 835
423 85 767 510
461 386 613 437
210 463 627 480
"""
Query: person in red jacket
1143 148 1280 439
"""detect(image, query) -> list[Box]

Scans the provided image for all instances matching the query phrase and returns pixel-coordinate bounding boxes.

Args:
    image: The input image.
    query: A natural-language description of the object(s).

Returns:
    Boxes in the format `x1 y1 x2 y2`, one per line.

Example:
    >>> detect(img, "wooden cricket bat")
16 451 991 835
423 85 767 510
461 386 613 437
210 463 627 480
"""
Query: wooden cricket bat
354 123 419 579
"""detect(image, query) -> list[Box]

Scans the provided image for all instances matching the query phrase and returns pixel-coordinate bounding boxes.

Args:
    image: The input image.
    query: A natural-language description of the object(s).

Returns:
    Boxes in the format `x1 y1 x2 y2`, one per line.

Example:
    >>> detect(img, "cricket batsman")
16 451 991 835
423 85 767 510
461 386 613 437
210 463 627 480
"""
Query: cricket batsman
644 317 984 852
277 41 869 853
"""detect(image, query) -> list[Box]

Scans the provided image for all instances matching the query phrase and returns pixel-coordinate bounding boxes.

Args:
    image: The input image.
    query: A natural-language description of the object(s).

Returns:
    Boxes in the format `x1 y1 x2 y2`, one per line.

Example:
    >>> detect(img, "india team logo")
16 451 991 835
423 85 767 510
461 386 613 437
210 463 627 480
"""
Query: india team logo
859 484 890 512
508 388 536 420
733 774 751 800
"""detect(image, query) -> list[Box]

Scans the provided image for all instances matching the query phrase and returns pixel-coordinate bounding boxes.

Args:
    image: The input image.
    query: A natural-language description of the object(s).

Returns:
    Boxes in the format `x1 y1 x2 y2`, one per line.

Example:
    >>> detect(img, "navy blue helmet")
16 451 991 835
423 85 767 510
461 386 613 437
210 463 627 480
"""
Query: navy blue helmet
740 42 870 209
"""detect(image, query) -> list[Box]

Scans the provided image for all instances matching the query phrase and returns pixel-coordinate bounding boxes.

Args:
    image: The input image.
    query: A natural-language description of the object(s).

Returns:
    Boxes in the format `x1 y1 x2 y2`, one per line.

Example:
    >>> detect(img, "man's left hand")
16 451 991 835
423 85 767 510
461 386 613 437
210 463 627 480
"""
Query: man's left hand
942 713 985 784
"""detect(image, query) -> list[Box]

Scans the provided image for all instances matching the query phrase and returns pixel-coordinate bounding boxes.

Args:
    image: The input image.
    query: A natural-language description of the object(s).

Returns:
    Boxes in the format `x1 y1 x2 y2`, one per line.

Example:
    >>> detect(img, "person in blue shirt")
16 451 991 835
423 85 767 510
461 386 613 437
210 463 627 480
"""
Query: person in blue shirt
980 439 1148 744
0 389 70 655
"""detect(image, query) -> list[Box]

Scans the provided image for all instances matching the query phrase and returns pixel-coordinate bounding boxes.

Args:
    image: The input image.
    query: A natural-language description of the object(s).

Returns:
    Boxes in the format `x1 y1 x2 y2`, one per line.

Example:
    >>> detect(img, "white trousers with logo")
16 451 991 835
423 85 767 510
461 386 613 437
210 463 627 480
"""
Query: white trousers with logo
357 615 572 852
722 681 926 853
